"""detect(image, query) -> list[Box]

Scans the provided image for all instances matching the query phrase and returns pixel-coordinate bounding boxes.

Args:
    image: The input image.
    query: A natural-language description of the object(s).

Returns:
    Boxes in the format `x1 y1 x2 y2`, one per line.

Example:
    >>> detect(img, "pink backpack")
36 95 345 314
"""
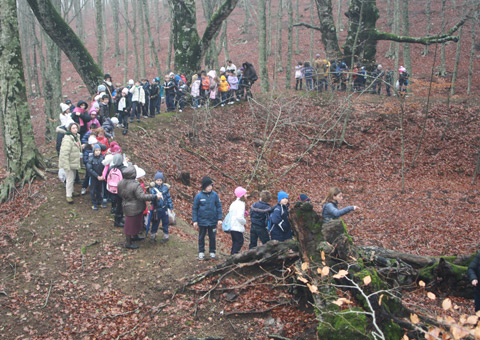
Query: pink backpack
106 167 123 194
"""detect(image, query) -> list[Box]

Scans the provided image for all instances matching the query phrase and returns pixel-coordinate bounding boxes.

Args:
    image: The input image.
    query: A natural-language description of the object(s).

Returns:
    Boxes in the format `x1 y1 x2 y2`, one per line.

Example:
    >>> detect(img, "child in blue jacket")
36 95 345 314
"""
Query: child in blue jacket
149 171 173 242
270 191 292 242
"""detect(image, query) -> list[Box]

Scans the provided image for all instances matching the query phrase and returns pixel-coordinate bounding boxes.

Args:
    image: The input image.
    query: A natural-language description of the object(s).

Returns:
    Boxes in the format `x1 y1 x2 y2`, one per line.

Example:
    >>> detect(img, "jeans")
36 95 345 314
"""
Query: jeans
149 97 159 117
151 209 169 235
249 224 270 249
221 91 228 105
166 92 175 111
295 78 302 90
230 231 244 254
193 97 200 108
305 78 313 91
177 94 185 110
130 101 141 120
198 225 216 254
90 177 103 206
142 97 150 116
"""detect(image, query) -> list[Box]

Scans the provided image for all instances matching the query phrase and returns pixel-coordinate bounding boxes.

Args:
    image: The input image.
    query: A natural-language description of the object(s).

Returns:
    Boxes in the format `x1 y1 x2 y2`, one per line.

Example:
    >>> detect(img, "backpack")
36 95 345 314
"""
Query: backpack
106 167 123 194
180 74 187 85
222 211 232 232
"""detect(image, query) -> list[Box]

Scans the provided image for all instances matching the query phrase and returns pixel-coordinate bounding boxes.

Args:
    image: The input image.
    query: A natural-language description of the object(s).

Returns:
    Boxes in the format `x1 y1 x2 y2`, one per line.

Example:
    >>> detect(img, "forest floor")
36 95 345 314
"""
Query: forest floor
1 90 480 339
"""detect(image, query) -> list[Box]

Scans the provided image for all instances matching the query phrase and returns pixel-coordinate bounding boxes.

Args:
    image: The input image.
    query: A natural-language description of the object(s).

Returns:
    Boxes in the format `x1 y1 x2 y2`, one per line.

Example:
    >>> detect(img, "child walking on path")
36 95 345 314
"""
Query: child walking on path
192 176 222 261
149 171 173 242
249 190 272 249
228 187 248 255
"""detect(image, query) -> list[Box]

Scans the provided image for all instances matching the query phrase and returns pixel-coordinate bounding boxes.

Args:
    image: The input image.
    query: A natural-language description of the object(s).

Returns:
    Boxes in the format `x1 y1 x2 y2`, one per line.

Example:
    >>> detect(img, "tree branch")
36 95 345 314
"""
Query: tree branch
293 22 322 31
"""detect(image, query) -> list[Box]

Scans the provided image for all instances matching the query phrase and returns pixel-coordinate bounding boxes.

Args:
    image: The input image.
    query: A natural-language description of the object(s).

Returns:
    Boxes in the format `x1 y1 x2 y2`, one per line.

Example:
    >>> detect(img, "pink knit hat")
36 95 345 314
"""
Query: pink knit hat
234 186 247 198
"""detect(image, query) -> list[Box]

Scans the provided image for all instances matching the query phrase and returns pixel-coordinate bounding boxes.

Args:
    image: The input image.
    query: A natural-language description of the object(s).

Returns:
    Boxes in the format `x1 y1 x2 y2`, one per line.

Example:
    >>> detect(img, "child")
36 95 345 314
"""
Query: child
270 191 292 242
200 72 210 105
117 87 131 135
295 62 303 90
192 176 223 260
303 62 314 91
219 75 230 107
191 74 201 108
398 66 409 93
98 94 110 124
321 187 359 223
59 103 73 127
249 190 273 249
149 171 173 242
86 144 105 210
164 74 177 112
87 109 100 131
227 71 239 103
94 127 110 156
228 187 248 255
129 81 145 123
176 79 188 112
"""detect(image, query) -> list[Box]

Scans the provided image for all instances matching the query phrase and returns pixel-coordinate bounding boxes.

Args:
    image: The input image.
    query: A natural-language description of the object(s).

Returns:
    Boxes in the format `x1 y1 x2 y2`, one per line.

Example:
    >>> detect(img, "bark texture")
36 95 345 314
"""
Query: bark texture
0 0 45 202
26 0 102 94
258 0 269 92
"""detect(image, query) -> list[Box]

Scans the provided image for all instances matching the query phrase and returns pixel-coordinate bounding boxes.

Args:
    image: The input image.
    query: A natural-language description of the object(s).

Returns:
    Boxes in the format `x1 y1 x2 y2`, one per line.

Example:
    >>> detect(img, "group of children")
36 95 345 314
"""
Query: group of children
192 176 360 261
295 54 409 95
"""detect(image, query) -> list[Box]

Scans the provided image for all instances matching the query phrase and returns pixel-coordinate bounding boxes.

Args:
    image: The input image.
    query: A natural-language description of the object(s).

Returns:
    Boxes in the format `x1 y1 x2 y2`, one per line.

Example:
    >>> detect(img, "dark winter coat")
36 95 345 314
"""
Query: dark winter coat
117 166 155 217
468 253 480 283
116 95 132 114
249 201 272 228
269 203 292 241
242 62 258 83
322 201 354 223
86 153 105 178
56 126 67 155
98 103 109 123
192 191 222 227
150 83 160 99
102 118 115 138
164 80 177 95
71 100 91 137
150 184 173 210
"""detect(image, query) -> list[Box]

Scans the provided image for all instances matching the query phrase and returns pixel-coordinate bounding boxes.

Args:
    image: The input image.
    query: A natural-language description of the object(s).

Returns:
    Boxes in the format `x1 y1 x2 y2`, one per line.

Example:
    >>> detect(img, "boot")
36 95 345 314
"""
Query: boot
114 215 124 228
125 235 139 249
131 234 145 241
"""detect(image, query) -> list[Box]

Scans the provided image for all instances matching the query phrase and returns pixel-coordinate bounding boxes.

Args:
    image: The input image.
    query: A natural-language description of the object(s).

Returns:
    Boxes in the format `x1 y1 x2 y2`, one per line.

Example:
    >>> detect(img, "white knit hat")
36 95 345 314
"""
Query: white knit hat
60 103 70 112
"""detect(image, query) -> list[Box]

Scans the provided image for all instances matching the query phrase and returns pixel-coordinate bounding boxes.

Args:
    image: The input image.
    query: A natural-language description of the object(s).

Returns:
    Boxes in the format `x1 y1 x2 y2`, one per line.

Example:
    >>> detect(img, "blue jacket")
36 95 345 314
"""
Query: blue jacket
250 201 272 228
192 191 222 226
322 202 354 223
150 184 173 210
270 203 292 241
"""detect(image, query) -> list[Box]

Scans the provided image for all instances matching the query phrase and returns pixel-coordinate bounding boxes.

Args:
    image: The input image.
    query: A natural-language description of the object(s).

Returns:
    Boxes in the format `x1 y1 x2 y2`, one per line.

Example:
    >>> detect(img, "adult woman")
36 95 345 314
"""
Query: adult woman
228 187 248 255
321 187 359 223
59 122 82 204
117 166 161 249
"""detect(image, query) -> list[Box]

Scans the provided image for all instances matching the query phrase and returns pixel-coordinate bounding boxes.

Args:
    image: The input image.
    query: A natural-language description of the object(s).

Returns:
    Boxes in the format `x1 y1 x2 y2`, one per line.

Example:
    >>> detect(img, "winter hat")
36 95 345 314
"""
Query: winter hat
88 135 98 144
60 103 70 112
201 176 213 190
316 53 321 58
65 99 72 105
92 144 101 151
111 117 119 125
377 64 383 70
399 66 406 73
220 67 226 72
298 194 310 202
110 144 122 154
97 84 106 93
234 186 247 198
134 165 146 179
122 88 129 95
277 191 289 203
128 79 134 85
112 154 123 167
154 171 164 181
221 75 226 81
104 73 111 80
89 110 97 116
169 72 175 77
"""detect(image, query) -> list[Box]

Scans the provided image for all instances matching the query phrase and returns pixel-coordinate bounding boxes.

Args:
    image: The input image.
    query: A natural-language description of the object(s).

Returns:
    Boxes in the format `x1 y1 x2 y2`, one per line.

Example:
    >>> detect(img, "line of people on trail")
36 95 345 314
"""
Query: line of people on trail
192 178 360 261
295 54 409 95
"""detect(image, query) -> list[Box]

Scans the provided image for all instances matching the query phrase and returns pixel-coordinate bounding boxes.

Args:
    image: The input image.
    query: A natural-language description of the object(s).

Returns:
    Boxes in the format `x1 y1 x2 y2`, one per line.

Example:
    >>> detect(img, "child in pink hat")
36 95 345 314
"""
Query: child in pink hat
228 186 248 254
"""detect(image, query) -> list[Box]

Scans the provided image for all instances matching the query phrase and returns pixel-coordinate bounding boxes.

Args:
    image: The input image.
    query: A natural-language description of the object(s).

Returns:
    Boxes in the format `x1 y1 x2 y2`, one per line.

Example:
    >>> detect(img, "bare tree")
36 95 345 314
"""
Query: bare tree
138 0 146 78
0 0 45 202
467 8 478 94
275 0 284 72
336 0 344 33
142 0 161 75
95 0 104 72
402 0 411 76
73 0 85 41
286 0 293 89
439 0 448 76
123 0 129 84
422 0 432 56
258 0 269 92
112 0 121 66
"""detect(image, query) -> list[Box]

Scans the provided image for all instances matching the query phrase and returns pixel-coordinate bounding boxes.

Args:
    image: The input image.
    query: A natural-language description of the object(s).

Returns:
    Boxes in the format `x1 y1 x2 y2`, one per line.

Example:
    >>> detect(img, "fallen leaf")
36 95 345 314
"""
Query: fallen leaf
363 276 371 286
418 280 426 288
410 313 420 324
427 292 436 300
442 298 452 311
301 262 309 271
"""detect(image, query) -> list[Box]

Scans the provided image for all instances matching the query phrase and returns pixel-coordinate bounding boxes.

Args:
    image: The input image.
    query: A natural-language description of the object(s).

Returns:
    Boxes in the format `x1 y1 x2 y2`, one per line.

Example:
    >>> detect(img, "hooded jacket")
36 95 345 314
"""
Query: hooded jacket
242 62 258 83
228 198 247 233
59 131 82 171
86 151 105 178
219 76 230 92
118 166 155 216
129 85 146 104
72 101 91 136
150 183 173 210
250 201 272 228
269 203 292 241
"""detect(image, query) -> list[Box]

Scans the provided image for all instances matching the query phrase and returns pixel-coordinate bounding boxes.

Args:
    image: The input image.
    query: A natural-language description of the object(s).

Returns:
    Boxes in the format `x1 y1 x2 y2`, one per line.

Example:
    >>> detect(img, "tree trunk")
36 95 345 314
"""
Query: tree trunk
138 0 146 78
336 0 344 33
95 0 104 72
309 0 314 61
258 0 269 92
286 0 293 90
27 0 103 95
242 0 250 34
393 0 400 85
401 0 411 76
422 0 431 56
73 0 84 41
275 0 283 71
168 0 239 77
267 0 272 56
294 0 299 54
385 0 398 58
142 0 161 76
467 9 478 95
31 17 41 95
123 0 129 84
314 0 341 59
102 0 108 52
0 0 45 202
450 0 468 96
132 0 139 80
439 0 447 76
112 0 121 66
221 21 229 62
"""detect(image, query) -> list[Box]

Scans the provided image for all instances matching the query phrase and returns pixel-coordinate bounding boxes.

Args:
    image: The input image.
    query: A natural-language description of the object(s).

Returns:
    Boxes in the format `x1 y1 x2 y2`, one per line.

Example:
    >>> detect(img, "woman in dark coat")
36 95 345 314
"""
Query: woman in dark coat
117 166 160 249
